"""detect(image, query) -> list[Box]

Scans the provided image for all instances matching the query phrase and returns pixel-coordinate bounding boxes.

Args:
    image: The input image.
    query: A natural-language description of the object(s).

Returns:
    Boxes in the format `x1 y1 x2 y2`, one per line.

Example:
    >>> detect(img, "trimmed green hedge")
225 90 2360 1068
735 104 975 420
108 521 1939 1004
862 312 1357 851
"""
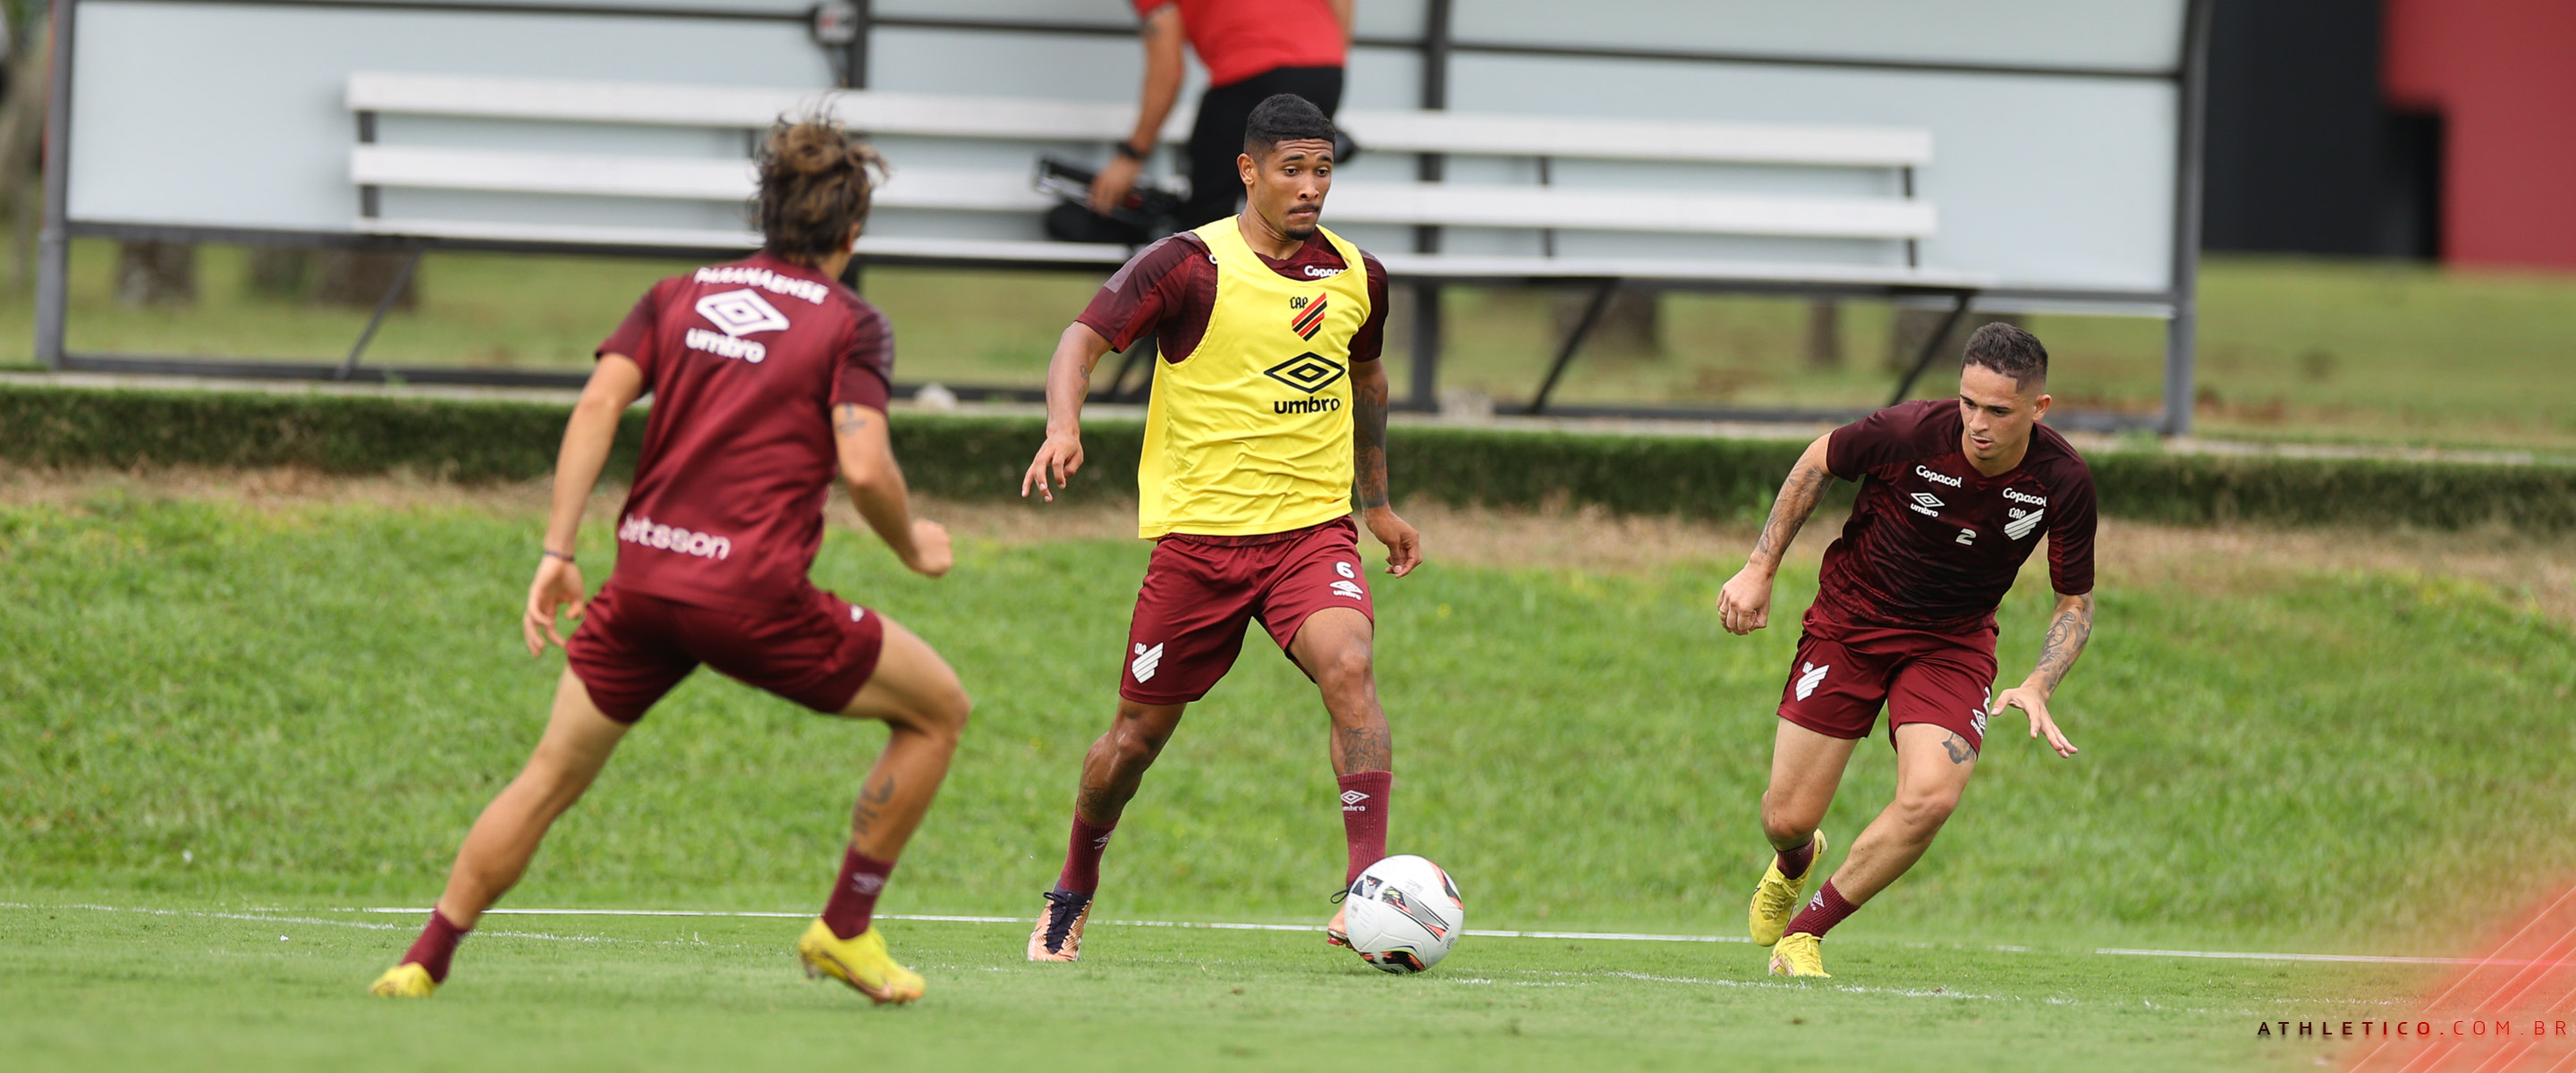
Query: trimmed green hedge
3 382 2570 531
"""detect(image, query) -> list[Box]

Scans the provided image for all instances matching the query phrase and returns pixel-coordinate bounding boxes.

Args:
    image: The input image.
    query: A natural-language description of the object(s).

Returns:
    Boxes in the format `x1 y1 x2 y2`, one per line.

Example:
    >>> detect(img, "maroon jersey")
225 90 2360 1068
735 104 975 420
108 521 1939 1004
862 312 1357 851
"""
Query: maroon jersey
1806 399 2097 637
593 252 893 614
1076 228 1388 361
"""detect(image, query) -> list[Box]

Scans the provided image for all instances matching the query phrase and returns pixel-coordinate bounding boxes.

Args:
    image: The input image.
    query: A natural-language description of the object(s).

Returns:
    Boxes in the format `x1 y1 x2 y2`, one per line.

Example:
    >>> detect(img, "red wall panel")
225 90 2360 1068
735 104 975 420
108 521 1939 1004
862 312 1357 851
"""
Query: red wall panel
2384 0 2576 269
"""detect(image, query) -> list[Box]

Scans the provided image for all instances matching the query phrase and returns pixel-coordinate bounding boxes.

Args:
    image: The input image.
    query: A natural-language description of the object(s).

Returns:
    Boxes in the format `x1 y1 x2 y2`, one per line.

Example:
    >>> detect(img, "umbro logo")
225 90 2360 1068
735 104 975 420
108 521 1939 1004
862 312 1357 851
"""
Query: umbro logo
1288 291 1330 339
1911 492 1945 509
1130 642 1165 683
847 873 886 895
1340 790 1371 811
695 288 790 337
1794 662 1829 701
1264 351 1346 394
2004 507 2045 540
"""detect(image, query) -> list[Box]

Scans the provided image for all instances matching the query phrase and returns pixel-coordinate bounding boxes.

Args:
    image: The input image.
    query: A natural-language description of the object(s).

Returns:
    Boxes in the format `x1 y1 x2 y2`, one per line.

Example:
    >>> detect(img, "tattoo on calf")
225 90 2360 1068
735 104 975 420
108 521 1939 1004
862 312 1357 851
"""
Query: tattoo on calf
850 773 897 835
1335 724 1394 772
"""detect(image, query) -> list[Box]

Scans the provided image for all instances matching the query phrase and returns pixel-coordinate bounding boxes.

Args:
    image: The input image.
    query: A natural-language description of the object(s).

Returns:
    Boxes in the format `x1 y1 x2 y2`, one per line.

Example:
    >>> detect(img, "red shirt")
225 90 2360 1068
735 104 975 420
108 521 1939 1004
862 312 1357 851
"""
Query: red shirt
1077 229 1388 363
1806 399 2097 638
594 252 893 614
1136 0 1346 87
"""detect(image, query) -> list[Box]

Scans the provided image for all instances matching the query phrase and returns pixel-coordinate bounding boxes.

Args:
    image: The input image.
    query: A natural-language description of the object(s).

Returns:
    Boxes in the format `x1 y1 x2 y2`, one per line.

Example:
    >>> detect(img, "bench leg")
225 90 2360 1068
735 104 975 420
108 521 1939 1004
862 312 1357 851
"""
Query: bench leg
333 247 425 382
1885 291 1974 408
1526 280 1617 416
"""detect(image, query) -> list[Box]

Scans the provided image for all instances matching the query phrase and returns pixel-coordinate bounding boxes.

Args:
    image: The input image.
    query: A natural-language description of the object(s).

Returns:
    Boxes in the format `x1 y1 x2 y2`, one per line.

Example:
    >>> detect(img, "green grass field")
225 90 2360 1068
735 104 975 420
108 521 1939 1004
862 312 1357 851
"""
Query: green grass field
4 489 2572 1069
0 900 2418 1072
7 241 2575 449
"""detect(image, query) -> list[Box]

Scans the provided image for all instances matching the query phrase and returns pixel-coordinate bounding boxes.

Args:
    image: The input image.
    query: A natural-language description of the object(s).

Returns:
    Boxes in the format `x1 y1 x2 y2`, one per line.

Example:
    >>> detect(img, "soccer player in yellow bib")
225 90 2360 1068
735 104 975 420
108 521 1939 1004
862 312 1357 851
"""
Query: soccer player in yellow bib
1020 93 1421 962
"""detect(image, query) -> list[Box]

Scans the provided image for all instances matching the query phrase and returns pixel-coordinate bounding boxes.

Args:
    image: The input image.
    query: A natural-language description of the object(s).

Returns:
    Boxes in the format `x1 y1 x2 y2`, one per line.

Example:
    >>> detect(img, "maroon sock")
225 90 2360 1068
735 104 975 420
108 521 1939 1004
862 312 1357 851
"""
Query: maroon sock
821 846 896 940
1337 771 1393 884
402 908 470 984
1053 816 1116 896
1775 838 1818 881
1784 879 1859 939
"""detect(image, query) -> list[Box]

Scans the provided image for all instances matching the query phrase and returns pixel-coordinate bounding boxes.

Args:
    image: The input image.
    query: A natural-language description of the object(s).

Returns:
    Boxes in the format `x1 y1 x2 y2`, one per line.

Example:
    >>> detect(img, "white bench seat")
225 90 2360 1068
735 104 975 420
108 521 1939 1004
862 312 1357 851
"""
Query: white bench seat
348 73 1932 170
357 146 1934 241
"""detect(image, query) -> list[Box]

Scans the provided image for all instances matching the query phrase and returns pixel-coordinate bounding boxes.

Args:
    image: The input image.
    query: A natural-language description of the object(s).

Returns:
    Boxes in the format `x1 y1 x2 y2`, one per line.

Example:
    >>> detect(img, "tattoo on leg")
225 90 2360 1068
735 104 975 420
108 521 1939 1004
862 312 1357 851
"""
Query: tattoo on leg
850 773 896 836
1075 784 1122 819
1334 723 1394 773
1941 733 1974 765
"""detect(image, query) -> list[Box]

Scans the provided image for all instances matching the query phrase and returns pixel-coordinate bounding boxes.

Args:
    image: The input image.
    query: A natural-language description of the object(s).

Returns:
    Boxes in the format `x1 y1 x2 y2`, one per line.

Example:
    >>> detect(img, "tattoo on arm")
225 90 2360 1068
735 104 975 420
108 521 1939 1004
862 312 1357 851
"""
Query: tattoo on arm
2031 593 2096 694
832 403 870 435
1749 462 1834 570
1352 371 1391 510
1334 722 1394 773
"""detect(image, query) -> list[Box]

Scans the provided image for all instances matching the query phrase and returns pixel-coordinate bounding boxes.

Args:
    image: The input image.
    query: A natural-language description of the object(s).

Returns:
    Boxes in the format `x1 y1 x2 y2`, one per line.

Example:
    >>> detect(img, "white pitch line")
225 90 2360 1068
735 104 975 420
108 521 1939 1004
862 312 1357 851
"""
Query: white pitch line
2096 948 2503 967
351 907 1746 942
330 907 2492 963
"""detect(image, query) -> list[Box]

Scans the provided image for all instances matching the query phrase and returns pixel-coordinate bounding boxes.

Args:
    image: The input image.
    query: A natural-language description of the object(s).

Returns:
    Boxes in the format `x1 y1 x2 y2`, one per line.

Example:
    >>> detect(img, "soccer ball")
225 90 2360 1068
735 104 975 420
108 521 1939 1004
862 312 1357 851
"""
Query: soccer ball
1341 855 1464 974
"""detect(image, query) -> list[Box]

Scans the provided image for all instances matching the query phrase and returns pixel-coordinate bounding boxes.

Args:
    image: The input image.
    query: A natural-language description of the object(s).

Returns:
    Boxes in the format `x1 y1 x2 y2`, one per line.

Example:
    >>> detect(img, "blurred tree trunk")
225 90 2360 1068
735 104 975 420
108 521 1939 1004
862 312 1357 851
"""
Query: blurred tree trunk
246 248 309 298
0 7 49 290
115 241 195 307
1805 299 1842 368
310 249 420 310
1886 308 2022 374
1551 287 1660 355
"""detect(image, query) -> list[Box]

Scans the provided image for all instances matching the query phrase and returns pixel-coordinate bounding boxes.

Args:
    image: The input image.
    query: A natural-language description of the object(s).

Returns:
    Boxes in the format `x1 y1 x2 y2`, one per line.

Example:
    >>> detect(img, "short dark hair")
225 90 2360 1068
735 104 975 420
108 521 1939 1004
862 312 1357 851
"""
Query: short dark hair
1242 94 1336 158
1962 322 2048 391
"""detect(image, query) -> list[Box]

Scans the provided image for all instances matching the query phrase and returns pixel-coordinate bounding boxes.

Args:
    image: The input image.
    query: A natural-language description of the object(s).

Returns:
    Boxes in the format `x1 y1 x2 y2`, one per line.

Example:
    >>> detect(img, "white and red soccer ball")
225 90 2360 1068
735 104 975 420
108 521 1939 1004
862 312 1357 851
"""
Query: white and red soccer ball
1342 855 1464 974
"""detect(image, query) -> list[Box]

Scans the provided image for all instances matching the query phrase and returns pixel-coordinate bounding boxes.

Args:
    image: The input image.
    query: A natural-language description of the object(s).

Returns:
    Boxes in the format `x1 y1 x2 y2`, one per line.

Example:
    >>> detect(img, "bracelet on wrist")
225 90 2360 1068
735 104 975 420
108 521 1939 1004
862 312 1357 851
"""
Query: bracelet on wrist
1114 139 1150 162
542 548 575 562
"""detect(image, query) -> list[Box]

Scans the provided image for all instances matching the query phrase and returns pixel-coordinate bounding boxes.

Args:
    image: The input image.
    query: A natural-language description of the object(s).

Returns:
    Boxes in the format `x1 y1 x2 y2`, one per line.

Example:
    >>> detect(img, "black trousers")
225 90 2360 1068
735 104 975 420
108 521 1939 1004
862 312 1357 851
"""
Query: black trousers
1180 65 1344 229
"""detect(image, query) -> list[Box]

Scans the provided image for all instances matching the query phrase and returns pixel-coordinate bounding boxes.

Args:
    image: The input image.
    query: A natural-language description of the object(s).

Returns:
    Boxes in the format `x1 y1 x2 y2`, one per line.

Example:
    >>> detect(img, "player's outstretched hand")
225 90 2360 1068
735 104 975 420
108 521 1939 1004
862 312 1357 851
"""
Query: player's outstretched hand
522 554 588 656
1364 507 1421 577
1716 565 1774 635
1021 433 1085 503
903 519 953 579
1991 684 2079 757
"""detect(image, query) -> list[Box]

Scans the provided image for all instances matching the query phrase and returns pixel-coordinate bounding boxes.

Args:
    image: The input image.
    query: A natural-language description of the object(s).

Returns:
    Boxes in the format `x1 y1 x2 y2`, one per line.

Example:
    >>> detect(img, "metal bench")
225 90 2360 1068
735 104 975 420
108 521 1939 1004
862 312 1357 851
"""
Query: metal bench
345 72 1987 410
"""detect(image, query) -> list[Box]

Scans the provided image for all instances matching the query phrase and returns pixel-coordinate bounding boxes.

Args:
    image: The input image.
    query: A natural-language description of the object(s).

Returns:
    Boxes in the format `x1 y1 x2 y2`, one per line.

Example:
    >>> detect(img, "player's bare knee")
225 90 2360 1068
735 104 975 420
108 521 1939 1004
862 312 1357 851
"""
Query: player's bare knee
1893 789 1960 832
1106 722 1165 769
1761 798 1820 847
1314 642 1375 693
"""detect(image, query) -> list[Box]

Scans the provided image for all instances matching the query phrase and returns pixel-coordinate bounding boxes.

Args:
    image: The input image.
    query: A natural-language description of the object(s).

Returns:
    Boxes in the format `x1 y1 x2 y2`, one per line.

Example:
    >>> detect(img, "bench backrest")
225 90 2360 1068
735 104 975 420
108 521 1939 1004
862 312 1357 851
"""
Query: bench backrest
347 73 1937 265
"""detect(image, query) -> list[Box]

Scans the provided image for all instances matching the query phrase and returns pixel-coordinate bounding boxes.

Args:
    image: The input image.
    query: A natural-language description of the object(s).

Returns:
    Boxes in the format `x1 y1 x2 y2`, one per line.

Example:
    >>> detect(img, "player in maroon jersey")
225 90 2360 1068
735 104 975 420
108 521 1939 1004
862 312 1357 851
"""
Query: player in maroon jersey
1720 324 2098 978
369 118 967 1005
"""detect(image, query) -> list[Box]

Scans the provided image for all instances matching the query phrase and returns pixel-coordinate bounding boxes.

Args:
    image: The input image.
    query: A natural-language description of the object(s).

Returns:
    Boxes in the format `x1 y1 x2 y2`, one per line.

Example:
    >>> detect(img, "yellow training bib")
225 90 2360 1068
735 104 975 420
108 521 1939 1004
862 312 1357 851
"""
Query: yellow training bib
1136 218 1373 538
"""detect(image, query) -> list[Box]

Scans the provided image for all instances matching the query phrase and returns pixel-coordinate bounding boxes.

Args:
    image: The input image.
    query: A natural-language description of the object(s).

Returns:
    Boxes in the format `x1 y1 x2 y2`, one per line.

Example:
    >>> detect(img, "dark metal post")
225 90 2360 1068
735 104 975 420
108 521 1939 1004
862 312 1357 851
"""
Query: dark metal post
34 0 78 369
845 0 870 89
1404 0 1452 412
335 247 424 380
1886 291 1972 406
2162 0 2214 436
1526 279 1615 415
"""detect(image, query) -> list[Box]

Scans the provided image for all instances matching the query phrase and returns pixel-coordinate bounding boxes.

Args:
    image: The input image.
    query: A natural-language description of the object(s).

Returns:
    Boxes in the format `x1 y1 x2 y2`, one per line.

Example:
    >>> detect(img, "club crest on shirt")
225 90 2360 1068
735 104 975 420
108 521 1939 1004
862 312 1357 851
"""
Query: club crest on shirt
1288 291 1330 340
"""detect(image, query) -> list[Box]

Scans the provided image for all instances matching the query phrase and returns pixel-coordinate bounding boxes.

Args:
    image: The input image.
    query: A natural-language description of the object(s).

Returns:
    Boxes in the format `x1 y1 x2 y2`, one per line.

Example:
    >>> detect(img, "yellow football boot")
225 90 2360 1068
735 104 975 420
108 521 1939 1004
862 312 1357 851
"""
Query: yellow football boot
797 920 925 1005
368 962 437 998
1748 832 1826 948
1768 932 1831 978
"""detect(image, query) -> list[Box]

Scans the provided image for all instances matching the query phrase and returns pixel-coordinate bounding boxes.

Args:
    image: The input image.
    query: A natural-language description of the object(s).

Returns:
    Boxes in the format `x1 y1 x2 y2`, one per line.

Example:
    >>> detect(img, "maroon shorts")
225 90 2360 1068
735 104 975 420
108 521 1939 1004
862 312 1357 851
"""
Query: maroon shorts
564 584 885 723
1121 517 1375 705
1776 624 1998 752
